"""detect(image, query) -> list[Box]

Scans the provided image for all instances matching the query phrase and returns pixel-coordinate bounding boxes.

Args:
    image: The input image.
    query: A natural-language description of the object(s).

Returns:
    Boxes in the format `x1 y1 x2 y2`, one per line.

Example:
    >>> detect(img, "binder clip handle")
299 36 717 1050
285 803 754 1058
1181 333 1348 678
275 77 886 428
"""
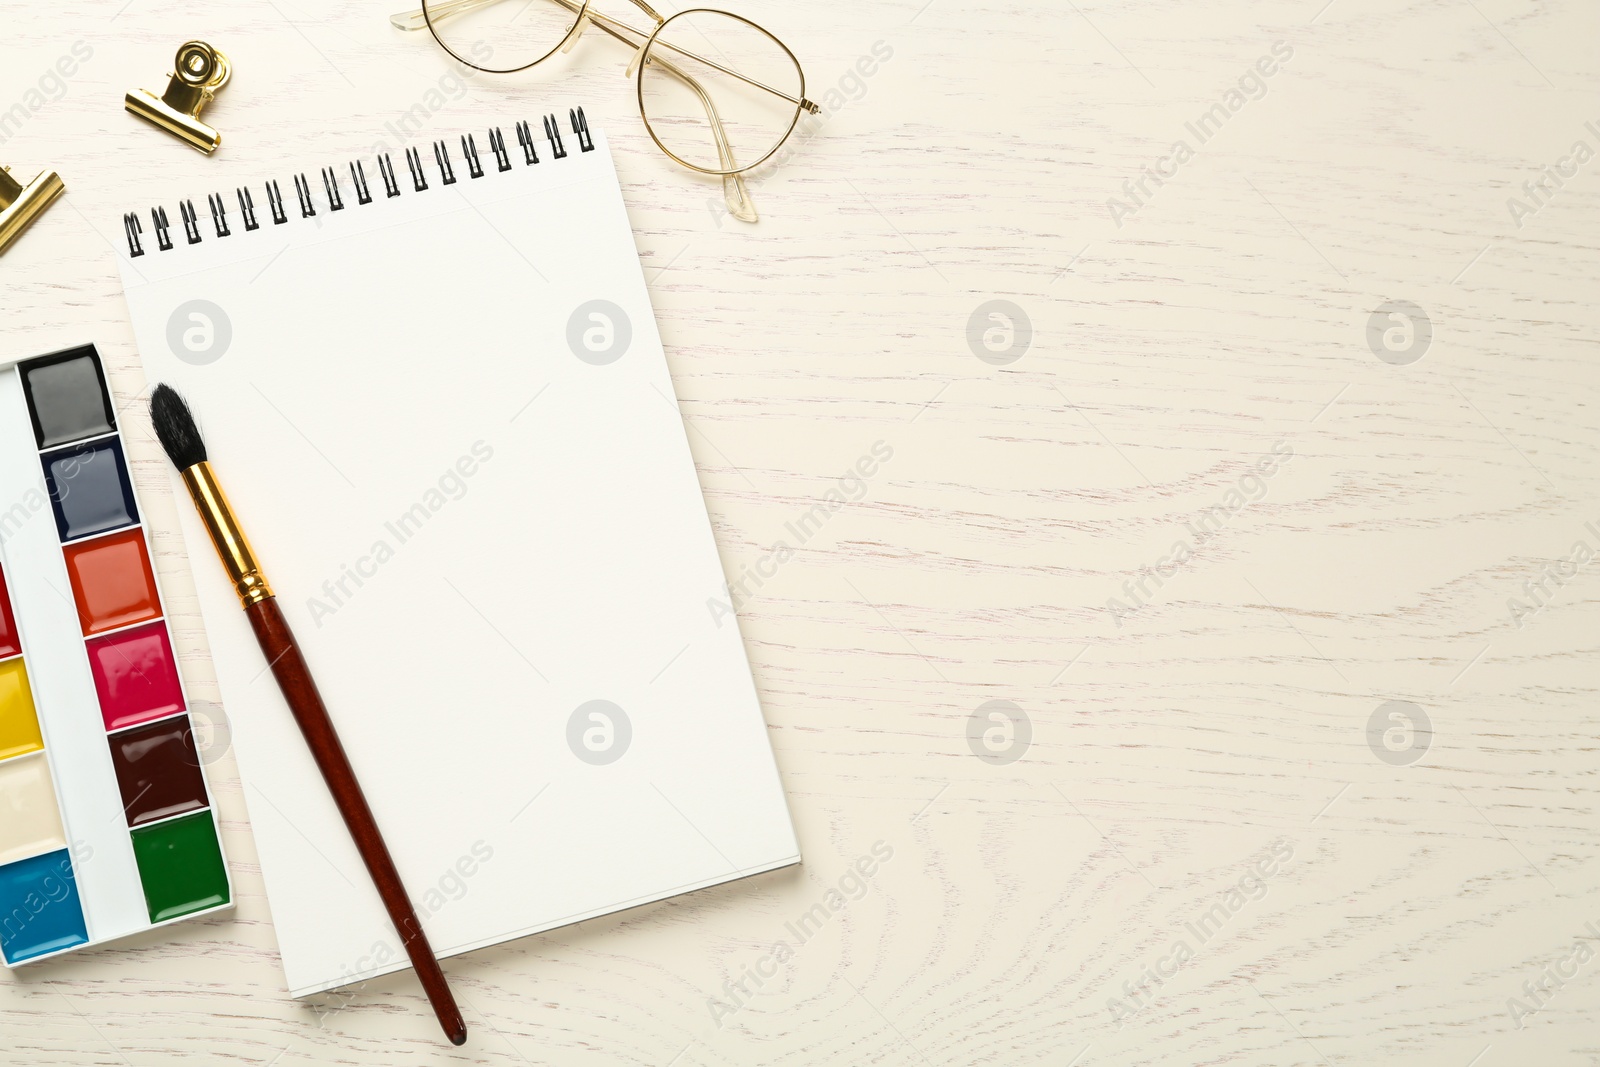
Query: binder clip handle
126 41 232 155
0 164 65 257
174 40 231 94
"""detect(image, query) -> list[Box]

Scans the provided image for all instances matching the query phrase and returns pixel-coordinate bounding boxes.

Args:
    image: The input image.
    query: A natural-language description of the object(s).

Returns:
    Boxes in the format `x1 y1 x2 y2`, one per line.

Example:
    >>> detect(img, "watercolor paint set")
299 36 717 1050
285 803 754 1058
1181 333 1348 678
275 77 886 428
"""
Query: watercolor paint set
0 343 229 966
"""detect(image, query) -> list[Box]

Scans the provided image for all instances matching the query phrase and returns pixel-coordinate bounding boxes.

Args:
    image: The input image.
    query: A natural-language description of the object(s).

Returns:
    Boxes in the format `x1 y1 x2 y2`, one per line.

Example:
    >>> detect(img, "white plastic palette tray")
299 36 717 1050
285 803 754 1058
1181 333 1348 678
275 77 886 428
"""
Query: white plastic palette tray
0 343 230 967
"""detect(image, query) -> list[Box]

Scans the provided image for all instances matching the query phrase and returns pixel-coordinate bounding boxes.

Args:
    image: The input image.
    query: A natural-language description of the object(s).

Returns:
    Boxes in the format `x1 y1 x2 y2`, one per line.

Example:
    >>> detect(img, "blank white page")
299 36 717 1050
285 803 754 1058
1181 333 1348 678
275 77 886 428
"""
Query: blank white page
116 123 798 997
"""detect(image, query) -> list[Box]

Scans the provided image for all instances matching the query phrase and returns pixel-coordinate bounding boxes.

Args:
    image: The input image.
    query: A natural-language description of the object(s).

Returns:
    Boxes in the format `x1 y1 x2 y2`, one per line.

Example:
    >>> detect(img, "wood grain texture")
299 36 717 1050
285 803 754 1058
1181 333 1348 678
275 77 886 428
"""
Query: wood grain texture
2 0 1598 1063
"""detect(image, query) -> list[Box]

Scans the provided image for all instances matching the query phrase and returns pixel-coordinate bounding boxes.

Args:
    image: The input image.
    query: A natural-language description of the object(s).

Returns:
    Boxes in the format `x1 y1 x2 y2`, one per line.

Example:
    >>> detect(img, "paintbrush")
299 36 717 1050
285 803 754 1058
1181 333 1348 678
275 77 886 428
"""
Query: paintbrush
149 383 467 1047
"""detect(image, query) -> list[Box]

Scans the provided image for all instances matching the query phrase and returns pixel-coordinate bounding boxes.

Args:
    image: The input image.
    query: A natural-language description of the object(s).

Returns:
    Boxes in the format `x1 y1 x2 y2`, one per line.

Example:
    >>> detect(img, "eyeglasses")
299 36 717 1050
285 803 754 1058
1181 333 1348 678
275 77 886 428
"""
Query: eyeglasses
388 0 818 222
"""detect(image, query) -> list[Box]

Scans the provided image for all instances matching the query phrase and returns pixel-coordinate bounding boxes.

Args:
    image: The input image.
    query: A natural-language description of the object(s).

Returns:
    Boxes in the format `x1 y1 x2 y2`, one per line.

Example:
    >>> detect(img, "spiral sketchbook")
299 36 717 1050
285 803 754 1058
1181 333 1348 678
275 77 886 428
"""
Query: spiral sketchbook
113 111 799 997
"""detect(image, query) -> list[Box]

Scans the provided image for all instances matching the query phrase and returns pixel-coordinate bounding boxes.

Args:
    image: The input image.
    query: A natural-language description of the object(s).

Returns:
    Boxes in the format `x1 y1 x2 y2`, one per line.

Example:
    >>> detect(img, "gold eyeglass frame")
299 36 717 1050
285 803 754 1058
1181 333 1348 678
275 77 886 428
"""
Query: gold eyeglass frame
389 0 819 222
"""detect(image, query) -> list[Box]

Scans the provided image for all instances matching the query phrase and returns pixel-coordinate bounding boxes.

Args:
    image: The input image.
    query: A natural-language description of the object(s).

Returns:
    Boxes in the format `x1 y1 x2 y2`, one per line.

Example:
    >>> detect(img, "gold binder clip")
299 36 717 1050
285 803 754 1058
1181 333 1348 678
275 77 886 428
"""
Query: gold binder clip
0 164 65 256
125 41 232 155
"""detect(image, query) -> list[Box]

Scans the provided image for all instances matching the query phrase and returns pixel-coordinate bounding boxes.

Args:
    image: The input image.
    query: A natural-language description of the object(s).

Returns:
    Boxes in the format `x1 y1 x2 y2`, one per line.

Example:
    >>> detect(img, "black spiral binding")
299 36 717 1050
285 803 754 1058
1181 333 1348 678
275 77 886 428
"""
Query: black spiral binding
488 127 510 172
515 120 539 165
431 141 455 186
570 108 593 152
122 109 596 257
543 114 567 159
123 212 144 257
377 153 399 198
292 174 316 218
207 193 230 237
153 206 172 251
350 161 372 205
405 146 429 191
178 199 202 244
237 187 258 230
266 180 286 224
322 167 345 211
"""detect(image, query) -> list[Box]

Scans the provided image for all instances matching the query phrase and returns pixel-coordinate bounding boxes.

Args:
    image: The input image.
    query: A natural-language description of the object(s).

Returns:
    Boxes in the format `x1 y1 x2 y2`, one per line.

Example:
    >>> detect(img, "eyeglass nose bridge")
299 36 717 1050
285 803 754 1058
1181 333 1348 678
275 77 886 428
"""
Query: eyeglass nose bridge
567 0 667 63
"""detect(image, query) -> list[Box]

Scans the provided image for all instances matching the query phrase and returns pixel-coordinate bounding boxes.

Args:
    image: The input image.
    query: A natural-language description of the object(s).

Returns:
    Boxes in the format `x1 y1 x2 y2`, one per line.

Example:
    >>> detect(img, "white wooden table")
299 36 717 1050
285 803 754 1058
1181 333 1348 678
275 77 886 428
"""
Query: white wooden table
4 0 1599 1063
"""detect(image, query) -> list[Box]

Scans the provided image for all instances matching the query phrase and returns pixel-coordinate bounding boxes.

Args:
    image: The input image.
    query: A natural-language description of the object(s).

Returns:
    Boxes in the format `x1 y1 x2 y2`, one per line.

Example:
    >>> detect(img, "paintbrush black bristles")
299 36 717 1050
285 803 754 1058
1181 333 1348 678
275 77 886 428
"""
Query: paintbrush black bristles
149 383 208 470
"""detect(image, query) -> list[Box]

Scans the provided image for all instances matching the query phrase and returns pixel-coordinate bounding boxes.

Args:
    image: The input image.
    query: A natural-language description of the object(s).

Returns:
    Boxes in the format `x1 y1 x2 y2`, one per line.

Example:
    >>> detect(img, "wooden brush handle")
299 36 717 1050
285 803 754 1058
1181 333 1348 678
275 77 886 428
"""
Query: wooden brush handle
244 596 467 1046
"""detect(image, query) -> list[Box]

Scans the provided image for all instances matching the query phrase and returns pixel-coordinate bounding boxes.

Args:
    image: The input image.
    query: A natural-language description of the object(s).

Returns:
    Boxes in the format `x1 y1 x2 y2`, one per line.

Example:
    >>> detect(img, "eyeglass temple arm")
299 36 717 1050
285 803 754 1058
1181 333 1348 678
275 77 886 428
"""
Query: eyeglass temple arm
644 50 756 222
388 0 818 113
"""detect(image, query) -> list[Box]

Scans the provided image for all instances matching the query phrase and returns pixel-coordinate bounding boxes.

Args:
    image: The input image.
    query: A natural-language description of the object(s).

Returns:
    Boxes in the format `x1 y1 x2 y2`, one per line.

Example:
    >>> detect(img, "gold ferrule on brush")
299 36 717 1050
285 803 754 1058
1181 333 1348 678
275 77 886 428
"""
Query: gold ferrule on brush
181 461 273 606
